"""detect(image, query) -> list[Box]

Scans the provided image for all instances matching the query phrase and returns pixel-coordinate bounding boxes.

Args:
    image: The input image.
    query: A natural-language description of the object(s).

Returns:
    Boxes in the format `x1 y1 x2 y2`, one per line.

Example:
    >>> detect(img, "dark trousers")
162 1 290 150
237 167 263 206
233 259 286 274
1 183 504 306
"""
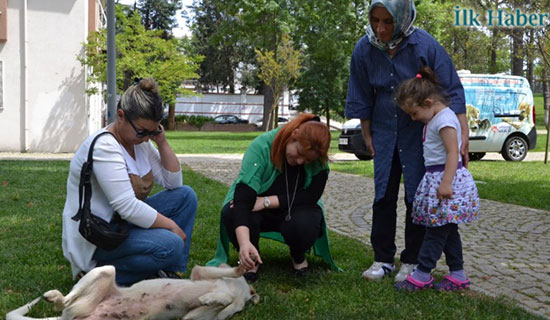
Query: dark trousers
417 223 464 273
221 203 322 264
371 149 425 264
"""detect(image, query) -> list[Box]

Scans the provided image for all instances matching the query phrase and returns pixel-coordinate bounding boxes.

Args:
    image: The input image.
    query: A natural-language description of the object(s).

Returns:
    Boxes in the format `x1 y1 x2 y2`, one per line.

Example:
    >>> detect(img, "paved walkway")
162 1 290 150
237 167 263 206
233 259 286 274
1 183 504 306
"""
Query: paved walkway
178 154 550 319
1 152 549 318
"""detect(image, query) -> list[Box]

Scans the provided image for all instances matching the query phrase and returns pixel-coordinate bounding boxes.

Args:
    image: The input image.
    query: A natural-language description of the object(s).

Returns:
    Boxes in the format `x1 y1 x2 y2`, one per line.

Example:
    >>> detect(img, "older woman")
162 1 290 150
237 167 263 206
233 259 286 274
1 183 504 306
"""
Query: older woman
345 0 468 282
208 113 339 282
62 79 197 286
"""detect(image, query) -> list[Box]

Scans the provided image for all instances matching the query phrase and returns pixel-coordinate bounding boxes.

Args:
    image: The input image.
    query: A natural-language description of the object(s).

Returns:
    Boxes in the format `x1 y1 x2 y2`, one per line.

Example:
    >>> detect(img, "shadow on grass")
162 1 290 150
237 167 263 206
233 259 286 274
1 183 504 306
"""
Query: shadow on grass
0 161 542 319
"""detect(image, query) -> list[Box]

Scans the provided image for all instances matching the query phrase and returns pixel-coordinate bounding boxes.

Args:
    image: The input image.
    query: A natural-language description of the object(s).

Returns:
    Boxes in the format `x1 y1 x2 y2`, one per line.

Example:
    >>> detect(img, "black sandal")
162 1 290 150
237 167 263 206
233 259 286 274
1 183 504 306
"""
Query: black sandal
294 267 308 278
243 272 259 283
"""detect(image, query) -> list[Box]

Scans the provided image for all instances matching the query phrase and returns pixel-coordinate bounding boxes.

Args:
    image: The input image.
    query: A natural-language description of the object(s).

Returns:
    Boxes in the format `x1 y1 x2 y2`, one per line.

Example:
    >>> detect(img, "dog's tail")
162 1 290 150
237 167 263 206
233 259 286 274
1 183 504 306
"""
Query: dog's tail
5 297 61 320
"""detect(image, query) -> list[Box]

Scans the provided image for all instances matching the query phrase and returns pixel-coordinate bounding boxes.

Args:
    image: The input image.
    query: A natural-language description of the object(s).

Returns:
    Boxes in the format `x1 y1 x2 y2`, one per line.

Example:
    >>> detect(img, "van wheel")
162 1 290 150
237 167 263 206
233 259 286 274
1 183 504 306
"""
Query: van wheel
355 154 373 161
469 153 485 161
502 136 527 161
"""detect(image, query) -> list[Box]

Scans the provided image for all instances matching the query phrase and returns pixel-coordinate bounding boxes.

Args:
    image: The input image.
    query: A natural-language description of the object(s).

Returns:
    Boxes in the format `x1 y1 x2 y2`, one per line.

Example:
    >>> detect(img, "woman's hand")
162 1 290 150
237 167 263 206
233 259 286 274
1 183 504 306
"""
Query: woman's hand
150 124 167 145
437 182 453 200
169 223 187 242
252 197 266 212
151 213 187 243
238 241 262 271
360 119 375 157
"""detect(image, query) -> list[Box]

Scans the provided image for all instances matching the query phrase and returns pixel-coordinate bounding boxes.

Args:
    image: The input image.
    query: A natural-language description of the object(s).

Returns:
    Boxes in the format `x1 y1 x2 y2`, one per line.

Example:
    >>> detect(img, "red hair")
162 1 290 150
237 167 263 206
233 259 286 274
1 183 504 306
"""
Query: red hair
271 113 331 170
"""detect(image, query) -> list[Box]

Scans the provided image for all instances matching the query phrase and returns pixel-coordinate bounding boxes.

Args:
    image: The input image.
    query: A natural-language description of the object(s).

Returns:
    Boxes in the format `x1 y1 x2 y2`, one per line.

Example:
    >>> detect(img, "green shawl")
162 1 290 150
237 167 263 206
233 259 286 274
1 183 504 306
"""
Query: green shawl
207 128 341 271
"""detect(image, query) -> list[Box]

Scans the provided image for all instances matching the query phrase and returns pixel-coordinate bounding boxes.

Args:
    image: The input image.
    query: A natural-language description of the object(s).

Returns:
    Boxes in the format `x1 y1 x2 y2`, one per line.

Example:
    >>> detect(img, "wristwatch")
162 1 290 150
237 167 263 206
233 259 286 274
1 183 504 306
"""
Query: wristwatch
263 196 271 209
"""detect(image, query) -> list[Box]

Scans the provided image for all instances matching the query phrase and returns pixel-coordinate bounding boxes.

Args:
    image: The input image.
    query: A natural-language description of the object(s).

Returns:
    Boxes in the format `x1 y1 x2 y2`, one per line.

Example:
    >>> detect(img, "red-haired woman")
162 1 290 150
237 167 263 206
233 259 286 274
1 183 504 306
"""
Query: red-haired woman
208 113 338 282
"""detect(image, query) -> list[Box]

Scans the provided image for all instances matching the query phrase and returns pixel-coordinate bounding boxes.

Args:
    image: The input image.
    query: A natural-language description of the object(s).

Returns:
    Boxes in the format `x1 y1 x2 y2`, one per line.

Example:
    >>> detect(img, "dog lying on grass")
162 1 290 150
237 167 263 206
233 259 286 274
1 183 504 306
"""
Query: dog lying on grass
7 264 259 320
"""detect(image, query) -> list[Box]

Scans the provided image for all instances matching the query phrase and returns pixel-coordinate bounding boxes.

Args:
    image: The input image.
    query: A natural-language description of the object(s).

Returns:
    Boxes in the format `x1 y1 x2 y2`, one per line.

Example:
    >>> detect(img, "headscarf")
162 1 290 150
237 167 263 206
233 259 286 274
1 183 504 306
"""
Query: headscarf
366 0 417 51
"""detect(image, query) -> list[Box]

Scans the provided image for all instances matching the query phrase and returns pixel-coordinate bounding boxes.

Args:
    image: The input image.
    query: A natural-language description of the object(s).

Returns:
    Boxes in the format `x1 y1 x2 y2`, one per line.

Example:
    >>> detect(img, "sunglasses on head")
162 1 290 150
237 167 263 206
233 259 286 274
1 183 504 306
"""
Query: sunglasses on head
126 116 162 138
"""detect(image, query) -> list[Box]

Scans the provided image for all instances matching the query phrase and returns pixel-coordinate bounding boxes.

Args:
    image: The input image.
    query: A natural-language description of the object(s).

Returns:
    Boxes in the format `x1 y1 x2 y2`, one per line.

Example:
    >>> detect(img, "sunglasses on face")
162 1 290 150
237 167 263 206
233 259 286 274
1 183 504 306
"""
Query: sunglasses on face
126 117 162 138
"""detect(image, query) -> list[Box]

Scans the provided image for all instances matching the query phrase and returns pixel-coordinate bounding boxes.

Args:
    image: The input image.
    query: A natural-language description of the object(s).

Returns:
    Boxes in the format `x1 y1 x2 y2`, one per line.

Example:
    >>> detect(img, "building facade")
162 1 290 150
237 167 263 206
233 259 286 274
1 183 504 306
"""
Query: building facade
0 0 104 153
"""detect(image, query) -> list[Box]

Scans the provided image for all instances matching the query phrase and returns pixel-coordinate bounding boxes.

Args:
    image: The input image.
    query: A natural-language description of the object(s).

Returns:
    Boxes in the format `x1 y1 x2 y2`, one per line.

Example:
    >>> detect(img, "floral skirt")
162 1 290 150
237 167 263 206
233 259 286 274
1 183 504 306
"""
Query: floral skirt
412 166 480 227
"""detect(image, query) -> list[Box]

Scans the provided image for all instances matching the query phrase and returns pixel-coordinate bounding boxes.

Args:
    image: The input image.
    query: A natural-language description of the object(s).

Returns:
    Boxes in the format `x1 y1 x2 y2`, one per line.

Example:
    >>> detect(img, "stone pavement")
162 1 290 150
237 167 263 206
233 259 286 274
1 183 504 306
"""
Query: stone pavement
178 154 550 319
1 152 549 318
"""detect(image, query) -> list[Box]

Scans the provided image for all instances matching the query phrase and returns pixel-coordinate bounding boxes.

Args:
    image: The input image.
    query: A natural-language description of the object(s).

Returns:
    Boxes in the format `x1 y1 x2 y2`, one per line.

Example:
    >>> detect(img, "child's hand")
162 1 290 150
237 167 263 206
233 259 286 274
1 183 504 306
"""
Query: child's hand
437 183 453 200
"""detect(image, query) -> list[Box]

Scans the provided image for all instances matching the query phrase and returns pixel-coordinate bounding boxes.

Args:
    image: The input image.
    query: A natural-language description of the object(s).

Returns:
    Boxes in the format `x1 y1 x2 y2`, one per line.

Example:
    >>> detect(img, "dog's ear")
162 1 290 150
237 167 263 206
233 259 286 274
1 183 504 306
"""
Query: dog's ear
219 263 230 269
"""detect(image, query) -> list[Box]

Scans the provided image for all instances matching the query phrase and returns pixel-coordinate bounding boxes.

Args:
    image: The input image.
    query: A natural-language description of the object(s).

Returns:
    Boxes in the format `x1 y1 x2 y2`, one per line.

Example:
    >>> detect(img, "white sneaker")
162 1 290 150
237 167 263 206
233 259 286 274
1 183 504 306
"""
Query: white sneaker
394 263 418 282
361 262 395 280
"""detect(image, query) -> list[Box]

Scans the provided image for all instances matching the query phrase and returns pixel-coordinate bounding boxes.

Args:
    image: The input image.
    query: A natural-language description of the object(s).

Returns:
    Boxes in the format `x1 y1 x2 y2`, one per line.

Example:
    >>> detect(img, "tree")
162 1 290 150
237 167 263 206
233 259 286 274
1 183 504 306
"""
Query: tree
255 35 301 131
79 5 201 130
214 0 298 129
137 0 182 38
187 0 239 93
294 0 368 125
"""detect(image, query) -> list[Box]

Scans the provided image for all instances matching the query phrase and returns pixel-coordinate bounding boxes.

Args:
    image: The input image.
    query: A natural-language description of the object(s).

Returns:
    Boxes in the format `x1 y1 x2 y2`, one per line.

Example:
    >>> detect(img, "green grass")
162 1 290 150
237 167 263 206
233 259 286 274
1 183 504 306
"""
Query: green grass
0 160 541 319
162 130 549 211
165 130 342 155
329 160 550 211
534 93 546 131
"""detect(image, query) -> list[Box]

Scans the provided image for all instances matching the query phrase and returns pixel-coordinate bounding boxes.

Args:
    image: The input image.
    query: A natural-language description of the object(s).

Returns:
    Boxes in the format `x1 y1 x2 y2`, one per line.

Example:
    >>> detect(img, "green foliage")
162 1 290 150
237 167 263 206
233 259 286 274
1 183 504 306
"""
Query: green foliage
78 5 202 111
294 0 368 121
187 0 241 93
255 34 301 130
169 114 215 129
138 0 182 36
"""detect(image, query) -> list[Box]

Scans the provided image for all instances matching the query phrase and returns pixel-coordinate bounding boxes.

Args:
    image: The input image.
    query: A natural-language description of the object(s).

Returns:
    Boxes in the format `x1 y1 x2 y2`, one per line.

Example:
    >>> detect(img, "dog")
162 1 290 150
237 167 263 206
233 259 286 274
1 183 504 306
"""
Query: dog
6 264 259 320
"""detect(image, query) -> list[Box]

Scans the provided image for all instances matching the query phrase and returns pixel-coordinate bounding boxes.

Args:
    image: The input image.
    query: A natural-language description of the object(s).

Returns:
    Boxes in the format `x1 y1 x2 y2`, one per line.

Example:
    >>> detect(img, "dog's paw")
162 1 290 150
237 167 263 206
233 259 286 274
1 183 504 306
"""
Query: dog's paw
199 292 232 306
43 290 65 310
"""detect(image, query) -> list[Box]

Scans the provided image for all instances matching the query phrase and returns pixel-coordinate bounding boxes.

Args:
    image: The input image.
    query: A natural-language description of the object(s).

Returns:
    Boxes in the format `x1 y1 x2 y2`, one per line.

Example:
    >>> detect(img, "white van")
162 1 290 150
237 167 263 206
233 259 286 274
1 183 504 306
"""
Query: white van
459 71 537 161
339 72 537 161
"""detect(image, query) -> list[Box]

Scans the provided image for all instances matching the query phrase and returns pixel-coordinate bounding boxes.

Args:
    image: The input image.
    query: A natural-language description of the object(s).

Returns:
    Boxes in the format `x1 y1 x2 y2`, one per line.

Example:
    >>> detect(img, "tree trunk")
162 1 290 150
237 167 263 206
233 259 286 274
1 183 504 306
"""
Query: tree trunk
168 101 176 131
526 29 535 88
489 29 499 73
262 83 274 131
325 107 330 131
511 29 524 76
544 69 549 164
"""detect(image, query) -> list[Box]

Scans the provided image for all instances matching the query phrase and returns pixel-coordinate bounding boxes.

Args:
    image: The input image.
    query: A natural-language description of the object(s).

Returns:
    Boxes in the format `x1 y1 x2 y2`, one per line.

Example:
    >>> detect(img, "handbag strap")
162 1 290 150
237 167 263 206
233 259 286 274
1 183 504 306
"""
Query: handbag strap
71 131 116 222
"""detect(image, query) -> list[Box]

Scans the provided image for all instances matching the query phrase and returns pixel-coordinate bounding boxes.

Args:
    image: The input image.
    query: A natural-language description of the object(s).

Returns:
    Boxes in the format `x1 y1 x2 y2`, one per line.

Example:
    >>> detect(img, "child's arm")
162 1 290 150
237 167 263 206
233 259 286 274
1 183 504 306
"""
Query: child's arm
438 127 459 200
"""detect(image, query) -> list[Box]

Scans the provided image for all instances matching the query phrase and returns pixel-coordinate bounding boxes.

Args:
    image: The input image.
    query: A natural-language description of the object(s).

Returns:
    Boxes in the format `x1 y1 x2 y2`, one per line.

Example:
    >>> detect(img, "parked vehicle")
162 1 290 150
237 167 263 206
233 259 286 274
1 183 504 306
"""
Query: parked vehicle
254 117 289 128
460 71 536 161
213 114 249 124
337 119 372 161
338 72 537 162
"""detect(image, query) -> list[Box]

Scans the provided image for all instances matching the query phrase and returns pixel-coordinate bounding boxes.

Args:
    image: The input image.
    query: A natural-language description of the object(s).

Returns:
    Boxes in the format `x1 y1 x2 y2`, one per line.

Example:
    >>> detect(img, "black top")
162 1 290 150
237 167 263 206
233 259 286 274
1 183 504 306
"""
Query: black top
232 160 328 228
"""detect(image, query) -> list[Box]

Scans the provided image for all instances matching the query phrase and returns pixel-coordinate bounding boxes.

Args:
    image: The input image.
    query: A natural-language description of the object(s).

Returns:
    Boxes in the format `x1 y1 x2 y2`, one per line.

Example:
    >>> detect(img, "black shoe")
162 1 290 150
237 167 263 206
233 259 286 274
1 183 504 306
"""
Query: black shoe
156 270 182 279
294 267 308 278
243 272 259 283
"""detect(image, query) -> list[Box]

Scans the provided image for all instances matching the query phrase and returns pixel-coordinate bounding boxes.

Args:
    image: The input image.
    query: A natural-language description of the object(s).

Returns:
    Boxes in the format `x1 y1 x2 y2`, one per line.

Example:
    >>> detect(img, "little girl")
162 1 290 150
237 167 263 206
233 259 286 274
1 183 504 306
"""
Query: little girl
393 66 480 292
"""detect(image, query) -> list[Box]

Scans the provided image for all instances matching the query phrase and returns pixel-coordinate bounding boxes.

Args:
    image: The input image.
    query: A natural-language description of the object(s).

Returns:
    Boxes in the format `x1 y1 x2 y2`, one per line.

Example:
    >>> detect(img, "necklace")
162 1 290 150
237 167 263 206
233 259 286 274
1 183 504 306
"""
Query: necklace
284 161 300 221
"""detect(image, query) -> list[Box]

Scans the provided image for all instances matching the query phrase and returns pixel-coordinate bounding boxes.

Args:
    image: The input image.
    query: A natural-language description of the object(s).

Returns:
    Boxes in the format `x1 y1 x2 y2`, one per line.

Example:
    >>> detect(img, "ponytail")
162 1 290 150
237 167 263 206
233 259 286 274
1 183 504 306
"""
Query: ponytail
395 66 448 110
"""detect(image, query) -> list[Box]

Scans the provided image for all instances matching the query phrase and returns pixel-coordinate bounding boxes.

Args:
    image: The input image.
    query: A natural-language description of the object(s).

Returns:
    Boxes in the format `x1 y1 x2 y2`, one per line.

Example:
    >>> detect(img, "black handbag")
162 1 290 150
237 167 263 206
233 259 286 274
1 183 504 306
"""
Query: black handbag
71 131 129 251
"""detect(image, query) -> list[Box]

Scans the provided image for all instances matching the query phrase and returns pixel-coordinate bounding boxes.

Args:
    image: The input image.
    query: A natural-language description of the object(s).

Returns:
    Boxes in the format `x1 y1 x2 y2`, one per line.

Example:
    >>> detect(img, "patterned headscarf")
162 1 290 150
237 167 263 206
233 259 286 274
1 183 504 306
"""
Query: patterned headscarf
366 0 417 51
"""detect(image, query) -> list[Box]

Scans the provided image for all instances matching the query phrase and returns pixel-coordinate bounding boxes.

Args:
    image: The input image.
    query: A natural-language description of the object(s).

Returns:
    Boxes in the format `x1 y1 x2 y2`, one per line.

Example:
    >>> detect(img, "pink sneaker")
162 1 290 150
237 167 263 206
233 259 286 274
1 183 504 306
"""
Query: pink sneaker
394 274 434 292
434 275 470 291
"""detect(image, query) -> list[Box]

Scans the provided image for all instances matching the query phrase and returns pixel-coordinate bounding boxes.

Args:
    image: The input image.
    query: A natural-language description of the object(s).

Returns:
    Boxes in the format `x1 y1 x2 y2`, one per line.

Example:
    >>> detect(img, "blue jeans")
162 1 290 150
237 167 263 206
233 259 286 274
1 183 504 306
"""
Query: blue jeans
93 185 197 286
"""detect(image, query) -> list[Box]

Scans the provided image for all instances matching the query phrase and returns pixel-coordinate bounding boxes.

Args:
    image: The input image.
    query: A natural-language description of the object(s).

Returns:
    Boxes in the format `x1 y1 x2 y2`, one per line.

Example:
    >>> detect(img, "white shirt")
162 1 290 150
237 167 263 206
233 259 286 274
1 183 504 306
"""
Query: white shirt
423 107 463 166
62 128 182 278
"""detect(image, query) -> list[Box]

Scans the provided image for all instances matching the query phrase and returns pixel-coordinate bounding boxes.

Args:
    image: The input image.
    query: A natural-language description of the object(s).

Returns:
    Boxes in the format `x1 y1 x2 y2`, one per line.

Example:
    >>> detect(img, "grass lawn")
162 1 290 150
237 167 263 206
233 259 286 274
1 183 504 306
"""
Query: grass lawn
0 160 541 319
534 93 547 131
163 131 549 211
165 130 342 155
329 159 550 211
